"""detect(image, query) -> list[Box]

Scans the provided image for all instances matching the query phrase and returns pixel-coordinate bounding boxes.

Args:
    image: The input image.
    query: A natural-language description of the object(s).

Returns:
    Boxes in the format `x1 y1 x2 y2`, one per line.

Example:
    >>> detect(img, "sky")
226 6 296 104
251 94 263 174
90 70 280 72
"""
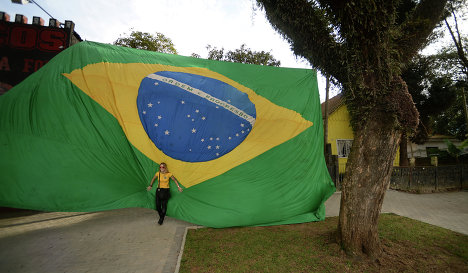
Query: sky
2 0 464 102
3 0 335 100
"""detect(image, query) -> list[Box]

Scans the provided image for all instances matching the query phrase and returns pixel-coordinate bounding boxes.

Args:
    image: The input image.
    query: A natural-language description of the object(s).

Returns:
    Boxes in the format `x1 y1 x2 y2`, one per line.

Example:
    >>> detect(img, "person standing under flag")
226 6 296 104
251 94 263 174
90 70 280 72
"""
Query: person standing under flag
147 163 183 225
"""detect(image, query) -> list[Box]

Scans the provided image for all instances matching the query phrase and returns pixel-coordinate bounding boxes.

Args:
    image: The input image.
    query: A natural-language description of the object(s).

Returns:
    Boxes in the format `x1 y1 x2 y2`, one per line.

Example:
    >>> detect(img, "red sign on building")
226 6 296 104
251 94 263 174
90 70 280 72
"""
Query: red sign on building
0 13 81 94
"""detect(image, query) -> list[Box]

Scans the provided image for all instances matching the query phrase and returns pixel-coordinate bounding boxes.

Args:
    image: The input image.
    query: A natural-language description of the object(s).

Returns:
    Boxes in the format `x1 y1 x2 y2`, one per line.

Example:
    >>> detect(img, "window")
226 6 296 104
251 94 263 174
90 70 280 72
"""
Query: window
337 139 353 158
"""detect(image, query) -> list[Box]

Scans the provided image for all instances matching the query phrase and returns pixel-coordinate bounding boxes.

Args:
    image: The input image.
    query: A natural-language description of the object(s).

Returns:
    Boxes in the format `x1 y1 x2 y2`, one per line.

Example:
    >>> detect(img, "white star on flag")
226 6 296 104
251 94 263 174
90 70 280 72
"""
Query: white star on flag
207 146 212 149
142 111 146 114
228 137 232 140
165 130 170 135
240 123 245 127
158 115 162 120
154 82 159 86
154 123 158 127
236 133 239 137
216 145 220 149
148 103 153 107
195 109 199 113
157 101 160 104
187 114 191 118
216 153 219 156
202 117 206 120
181 100 185 104
191 128 196 133
210 137 213 141
242 130 245 134
201 139 205 142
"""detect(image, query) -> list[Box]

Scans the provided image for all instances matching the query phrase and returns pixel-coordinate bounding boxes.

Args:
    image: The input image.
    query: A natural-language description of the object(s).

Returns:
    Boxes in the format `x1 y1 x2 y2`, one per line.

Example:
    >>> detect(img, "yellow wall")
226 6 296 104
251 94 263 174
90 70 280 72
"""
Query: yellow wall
326 104 399 173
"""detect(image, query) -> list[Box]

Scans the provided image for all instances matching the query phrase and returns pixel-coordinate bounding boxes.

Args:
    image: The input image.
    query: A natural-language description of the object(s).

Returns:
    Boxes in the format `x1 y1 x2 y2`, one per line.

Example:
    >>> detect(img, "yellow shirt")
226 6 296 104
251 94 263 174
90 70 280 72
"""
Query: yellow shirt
156 172 172 188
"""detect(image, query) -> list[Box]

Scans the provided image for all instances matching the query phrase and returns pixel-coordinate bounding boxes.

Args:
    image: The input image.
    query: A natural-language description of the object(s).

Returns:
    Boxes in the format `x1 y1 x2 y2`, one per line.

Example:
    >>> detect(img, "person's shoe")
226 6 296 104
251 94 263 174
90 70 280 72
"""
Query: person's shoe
158 218 164 225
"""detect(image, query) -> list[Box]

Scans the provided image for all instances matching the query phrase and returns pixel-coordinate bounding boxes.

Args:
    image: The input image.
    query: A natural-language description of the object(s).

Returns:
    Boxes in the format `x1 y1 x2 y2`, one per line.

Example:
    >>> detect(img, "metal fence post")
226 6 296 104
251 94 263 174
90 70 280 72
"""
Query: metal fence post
408 166 412 190
460 164 463 190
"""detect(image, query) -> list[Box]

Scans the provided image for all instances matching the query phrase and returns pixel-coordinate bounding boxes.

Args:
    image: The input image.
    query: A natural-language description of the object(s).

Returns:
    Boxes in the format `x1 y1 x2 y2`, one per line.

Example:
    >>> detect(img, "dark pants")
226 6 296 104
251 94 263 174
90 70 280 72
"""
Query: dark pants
156 188 171 220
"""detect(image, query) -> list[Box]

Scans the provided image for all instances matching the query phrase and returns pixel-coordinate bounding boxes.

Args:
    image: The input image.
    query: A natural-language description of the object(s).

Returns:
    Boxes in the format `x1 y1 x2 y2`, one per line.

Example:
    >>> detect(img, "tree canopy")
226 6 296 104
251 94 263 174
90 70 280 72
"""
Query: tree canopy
256 0 450 257
402 54 457 143
205 44 281 66
194 44 281 66
114 30 178 54
257 0 447 131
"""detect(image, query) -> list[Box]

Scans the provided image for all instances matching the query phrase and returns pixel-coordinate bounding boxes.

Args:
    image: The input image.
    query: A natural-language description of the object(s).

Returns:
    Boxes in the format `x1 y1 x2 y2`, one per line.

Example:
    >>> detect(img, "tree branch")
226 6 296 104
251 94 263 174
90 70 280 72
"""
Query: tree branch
445 10 468 77
257 0 346 82
396 0 447 64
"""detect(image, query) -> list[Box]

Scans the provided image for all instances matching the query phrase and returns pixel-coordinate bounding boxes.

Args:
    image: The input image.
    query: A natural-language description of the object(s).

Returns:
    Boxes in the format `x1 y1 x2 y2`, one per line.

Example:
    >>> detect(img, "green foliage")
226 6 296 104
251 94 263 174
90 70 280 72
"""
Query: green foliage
402 55 457 143
444 0 468 80
256 0 450 132
203 44 281 66
114 30 178 54
436 43 468 82
444 138 468 159
433 86 468 139
428 19 468 140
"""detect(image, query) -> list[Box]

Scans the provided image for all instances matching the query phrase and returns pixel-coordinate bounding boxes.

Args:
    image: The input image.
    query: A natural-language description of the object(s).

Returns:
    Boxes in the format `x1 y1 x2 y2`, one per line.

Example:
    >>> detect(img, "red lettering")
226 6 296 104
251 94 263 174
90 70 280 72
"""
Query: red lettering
39 29 66 51
34 59 46 71
0 23 69 51
0 56 10 71
10 26 36 49
23 59 47 72
23 59 34 72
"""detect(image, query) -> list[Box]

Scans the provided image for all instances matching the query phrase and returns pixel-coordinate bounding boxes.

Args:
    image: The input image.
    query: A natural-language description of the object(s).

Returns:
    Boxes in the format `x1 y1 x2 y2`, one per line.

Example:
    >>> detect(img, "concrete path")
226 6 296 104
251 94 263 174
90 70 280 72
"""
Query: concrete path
325 190 468 235
0 208 193 273
0 190 467 273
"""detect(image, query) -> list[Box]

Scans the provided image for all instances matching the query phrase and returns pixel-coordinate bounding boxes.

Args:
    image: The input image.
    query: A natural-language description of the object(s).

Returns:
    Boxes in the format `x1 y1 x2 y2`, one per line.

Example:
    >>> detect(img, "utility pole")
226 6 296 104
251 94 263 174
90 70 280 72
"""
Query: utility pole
324 75 330 153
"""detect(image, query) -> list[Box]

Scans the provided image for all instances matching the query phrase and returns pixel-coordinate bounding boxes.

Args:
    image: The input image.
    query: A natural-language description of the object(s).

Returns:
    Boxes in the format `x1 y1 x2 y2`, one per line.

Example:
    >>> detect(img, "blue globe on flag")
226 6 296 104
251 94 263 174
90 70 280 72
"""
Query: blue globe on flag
137 71 256 162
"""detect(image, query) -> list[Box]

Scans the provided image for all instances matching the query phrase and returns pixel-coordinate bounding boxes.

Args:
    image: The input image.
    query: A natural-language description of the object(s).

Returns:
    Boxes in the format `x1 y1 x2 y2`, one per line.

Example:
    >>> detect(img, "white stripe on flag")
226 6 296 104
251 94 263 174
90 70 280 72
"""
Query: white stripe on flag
147 74 256 127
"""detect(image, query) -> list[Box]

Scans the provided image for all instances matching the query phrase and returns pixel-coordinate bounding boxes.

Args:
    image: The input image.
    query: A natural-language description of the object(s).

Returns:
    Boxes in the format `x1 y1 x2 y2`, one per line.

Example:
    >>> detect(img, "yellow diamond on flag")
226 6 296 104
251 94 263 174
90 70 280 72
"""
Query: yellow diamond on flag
64 63 313 187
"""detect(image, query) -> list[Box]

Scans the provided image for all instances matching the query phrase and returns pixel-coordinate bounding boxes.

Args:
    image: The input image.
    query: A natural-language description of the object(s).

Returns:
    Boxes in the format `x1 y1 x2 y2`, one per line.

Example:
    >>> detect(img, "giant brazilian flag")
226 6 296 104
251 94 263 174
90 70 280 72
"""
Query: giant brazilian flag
0 42 335 227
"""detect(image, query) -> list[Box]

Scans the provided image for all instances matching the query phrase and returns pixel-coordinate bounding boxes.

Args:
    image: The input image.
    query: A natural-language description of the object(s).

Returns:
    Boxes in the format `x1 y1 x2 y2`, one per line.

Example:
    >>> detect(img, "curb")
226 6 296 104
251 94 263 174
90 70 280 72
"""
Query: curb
174 226 205 273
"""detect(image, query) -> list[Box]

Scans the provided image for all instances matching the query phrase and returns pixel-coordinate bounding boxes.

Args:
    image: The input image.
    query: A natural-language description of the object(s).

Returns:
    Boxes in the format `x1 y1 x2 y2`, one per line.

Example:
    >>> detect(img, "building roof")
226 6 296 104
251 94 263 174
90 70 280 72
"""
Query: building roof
321 93 344 117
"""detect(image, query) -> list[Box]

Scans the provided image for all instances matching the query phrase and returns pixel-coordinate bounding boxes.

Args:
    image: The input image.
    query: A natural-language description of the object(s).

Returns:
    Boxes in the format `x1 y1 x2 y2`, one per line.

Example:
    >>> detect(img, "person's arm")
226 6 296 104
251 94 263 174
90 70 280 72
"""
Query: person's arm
171 176 183 192
146 173 158 191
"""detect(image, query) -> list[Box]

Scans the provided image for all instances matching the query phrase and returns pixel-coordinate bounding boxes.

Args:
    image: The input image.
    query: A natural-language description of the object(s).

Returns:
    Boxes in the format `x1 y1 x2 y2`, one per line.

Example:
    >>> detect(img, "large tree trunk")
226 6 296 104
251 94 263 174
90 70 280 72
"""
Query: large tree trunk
338 77 418 257
338 114 402 257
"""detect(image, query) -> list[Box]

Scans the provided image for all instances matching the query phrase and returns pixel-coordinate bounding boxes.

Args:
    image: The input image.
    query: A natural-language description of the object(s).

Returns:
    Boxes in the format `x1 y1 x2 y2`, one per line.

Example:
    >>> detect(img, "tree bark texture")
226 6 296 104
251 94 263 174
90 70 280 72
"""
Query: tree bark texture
256 0 445 258
338 77 418 257
338 114 402 257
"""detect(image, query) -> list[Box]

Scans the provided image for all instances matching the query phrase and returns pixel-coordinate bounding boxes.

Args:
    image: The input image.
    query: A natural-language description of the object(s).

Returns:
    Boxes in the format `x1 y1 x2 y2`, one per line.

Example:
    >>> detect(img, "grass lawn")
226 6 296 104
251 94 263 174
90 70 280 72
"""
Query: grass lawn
180 214 468 272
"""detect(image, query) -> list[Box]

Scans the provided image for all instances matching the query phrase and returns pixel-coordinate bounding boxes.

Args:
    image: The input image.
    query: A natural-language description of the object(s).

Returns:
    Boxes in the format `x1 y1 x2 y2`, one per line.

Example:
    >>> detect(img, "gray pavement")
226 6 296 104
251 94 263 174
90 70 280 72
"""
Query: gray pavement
0 190 467 273
325 190 468 235
0 208 194 273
